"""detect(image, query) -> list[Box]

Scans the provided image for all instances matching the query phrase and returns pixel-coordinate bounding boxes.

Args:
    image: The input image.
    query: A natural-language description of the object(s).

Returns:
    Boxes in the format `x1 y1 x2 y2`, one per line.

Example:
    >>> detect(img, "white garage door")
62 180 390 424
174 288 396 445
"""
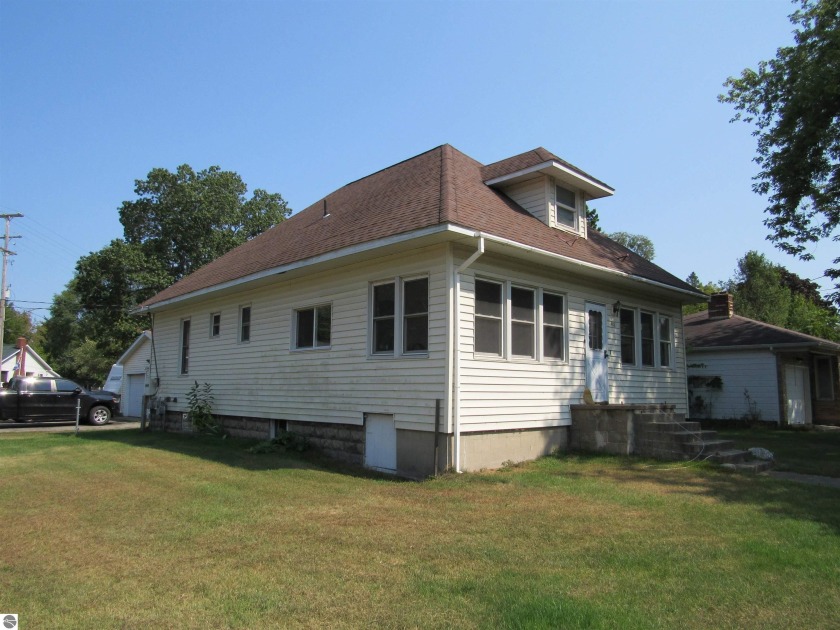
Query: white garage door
123 373 145 417
364 413 397 473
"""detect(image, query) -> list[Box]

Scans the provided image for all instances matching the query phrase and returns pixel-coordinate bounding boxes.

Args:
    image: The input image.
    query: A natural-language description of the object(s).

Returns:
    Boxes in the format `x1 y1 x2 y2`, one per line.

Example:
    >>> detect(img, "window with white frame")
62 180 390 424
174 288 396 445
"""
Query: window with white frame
640 312 655 367
620 308 636 365
474 279 567 362
180 319 191 374
511 286 536 358
295 304 331 349
659 315 672 368
210 313 221 338
239 306 251 342
475 279 503 355
815 356 835 400
554 184 577 229
371 277 428 356
619 307 674 368
542 292 565 360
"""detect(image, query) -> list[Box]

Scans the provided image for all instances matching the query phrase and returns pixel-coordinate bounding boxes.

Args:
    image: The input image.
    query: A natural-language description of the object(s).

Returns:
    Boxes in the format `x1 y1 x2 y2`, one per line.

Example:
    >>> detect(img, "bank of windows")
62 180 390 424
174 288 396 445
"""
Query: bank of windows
619 307 672 368
180 319 191 374
474 278 566 361
371 276 429 356
294 304 332 350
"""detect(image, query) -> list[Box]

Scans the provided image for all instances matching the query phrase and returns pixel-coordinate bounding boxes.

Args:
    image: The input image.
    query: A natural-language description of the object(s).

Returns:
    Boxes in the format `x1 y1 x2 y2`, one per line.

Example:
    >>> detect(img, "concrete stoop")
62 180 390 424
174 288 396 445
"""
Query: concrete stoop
635 416 773 473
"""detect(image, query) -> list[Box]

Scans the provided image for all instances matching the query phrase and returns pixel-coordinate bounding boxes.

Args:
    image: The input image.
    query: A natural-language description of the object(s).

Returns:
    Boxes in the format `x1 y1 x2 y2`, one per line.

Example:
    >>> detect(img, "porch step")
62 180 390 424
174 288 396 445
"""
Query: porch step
720 459 775 473
683 439 736 455
708 449 750 465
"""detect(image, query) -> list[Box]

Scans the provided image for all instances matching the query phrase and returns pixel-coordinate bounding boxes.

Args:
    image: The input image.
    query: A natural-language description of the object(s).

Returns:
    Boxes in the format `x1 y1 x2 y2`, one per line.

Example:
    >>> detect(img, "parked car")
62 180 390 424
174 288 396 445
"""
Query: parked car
0 376 121 425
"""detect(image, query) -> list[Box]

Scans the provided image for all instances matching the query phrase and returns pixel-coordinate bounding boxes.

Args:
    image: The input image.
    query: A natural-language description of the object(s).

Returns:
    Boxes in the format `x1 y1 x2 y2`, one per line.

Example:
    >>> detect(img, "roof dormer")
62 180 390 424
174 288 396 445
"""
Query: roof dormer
482 148 614 238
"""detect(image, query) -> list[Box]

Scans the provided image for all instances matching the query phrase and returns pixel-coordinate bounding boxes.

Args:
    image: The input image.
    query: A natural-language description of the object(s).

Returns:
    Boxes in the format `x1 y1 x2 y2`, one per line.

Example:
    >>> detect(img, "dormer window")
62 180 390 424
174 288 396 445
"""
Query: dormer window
554 184 577 229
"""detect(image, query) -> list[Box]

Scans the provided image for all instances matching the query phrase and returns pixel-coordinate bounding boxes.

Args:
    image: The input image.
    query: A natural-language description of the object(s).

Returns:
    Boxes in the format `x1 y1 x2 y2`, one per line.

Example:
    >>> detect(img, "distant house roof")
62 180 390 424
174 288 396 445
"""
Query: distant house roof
1 344 59 376
116 331 152 365
685 311 840 353
140 144 702 309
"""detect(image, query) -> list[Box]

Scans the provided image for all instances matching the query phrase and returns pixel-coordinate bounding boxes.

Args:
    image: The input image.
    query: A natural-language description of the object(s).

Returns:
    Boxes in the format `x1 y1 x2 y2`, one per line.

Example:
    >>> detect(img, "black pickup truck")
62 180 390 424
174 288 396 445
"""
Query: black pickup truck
0 376 121 425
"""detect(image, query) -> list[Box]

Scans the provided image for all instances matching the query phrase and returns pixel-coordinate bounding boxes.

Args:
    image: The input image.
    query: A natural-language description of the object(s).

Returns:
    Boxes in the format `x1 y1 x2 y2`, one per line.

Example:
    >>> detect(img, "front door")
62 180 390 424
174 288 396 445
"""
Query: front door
585 303 609 402
784 365 811 425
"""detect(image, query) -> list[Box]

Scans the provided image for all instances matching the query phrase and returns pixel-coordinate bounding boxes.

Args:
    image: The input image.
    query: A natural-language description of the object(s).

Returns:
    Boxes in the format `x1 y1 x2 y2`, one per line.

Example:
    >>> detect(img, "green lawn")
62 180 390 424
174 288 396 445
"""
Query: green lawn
718 426 840 477
1 429 838 629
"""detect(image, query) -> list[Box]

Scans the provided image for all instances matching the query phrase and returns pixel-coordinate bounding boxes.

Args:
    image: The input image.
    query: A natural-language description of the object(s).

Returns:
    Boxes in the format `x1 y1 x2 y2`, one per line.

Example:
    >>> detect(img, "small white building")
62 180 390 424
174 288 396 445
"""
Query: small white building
1 342 58 383
104 331 152 418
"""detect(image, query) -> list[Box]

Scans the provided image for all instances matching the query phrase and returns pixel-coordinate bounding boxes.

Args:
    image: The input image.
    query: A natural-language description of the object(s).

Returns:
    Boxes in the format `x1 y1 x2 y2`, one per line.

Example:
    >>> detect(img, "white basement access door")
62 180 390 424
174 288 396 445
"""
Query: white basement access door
123 373 145 418
364 413 397 473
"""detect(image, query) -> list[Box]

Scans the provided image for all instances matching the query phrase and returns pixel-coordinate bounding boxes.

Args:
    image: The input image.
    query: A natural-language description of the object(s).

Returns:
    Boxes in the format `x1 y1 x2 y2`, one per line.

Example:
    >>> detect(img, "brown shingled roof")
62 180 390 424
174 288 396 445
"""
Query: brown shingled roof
480 147 613 192
141 144 699 308
685 312 840 351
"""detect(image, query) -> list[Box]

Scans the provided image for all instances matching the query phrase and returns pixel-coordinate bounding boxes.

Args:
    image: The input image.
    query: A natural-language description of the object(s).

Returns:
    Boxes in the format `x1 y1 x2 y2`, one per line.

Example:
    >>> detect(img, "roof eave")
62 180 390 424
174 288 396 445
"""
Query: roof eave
484 161 615 199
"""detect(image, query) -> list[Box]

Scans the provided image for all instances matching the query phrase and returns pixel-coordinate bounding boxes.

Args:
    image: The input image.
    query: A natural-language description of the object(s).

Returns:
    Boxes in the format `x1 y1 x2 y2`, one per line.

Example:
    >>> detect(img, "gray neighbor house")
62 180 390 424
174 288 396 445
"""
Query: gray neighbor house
137 145 708 477
685 293 840 427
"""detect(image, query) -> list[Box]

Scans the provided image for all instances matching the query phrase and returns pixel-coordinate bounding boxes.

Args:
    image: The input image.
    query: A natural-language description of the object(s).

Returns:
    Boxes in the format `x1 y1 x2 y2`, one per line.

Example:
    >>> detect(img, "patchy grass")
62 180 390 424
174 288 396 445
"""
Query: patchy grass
0 430 838 629
719 427 840 477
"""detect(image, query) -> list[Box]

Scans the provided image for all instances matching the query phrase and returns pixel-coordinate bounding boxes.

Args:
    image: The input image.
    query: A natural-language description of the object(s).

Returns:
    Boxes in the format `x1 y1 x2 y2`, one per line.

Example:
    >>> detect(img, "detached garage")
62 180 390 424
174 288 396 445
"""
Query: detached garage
105 331 152 418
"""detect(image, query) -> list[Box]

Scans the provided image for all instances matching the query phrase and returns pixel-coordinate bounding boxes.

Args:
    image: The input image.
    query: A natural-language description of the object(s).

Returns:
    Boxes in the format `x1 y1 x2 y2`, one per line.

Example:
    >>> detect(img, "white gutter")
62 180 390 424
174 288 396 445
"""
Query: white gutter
453 236 485 473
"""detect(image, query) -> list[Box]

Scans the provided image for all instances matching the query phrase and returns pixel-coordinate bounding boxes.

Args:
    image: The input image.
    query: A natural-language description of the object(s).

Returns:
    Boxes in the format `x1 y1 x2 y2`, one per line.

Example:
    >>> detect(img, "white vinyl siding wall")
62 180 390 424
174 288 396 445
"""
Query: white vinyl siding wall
686 350 780 422
458 252 687 432
151 245 448 432
502 177 548 225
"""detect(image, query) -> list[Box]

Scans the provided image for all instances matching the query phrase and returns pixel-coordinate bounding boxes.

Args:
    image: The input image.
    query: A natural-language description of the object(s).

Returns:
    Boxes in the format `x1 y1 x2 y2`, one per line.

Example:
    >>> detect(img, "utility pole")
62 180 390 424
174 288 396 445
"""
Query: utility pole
0 213 23 361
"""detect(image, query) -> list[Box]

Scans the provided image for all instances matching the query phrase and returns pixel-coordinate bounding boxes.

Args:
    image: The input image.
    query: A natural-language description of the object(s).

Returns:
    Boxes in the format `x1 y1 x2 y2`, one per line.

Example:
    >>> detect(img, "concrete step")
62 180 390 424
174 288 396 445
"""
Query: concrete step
708 449 750 465
720 459 775 473
638 421 701 434
669 430 719 442
683 439 735 455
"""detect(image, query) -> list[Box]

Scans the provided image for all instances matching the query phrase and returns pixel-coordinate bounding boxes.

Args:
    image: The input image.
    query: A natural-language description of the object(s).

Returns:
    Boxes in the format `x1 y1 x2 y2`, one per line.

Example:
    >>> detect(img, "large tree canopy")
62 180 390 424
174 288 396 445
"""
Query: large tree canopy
720 0 840 303
38 165 290 384
607 231 656 261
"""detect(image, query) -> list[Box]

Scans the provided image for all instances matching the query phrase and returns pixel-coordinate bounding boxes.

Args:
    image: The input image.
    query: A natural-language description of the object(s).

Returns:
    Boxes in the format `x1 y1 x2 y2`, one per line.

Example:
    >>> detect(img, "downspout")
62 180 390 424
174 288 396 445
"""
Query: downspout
453 235 485 473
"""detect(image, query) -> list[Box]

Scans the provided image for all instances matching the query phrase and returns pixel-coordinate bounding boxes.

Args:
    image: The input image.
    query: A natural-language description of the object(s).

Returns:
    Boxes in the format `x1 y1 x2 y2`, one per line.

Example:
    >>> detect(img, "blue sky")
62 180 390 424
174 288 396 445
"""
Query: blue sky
0 0 830 322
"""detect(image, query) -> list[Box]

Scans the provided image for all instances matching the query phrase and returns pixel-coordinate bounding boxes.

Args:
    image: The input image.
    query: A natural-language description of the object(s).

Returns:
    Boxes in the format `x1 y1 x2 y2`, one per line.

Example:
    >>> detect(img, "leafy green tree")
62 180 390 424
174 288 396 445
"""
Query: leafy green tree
683 273 722 315
3 303 37 347
720 0 840 304
38 164 289 382
726 250 840 340
119 165 290 281
585 205 601 231
608 231 656 261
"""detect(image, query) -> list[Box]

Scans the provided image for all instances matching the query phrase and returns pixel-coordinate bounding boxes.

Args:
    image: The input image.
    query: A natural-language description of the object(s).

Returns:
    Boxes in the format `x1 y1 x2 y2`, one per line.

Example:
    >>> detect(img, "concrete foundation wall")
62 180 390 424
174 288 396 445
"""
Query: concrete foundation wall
287 420 364 465
460 427 568 472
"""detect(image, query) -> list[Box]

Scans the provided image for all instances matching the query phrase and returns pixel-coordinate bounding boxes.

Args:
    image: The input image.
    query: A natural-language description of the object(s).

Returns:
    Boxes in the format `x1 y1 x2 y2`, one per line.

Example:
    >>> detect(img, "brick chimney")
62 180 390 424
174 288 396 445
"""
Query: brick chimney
708 293 734 320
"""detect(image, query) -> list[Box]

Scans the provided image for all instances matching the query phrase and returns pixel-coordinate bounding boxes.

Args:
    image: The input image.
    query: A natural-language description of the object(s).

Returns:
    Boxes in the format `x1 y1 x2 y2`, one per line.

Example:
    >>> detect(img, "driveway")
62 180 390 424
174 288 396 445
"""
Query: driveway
0 417 141 434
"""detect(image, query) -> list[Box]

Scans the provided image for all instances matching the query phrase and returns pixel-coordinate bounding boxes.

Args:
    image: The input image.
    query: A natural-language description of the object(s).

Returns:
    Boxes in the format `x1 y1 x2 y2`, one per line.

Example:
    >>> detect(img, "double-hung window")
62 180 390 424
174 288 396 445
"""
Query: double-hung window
554 184 577 229
620 308 636 365
542 292 565 360
180 319 191 374
511 286 536 358
371 277 428 356
815 356 835 400
239 306 251 342
640 312 655 367
295 304 332 349
210 313 221 338
659 315 672 368
475 279 503 355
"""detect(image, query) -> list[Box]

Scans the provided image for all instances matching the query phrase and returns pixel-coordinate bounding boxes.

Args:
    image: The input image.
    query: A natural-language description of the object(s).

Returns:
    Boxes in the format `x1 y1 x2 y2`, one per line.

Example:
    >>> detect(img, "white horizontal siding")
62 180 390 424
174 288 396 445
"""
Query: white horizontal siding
502 177 547 224
686 350 780 421
458 253 687 432
152 245 449 431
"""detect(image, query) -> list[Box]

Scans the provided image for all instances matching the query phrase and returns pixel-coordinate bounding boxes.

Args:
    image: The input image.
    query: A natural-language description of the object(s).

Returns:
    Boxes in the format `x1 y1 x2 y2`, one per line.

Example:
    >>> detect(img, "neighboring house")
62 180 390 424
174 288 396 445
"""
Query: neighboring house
137 145 706 477
1 342 58 383
685 293 840 426
104 331 153 417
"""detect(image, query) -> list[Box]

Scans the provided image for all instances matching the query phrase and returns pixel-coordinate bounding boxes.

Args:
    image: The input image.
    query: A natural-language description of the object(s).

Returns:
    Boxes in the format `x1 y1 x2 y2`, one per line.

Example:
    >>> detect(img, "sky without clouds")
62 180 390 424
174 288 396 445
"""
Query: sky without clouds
0 0 832 322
